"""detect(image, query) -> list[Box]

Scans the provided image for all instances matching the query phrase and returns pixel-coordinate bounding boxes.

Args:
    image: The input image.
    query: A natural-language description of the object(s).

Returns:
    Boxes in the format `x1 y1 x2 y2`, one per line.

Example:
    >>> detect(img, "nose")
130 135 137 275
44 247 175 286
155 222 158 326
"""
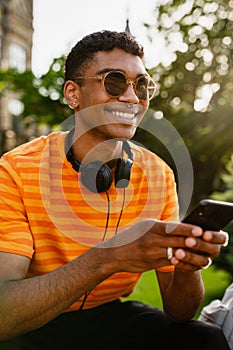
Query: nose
118 82 140 104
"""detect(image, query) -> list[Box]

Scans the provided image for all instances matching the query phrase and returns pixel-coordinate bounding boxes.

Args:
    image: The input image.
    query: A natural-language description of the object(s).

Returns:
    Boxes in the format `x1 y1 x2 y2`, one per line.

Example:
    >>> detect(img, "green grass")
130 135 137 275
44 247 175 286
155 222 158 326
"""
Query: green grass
123 266 231 318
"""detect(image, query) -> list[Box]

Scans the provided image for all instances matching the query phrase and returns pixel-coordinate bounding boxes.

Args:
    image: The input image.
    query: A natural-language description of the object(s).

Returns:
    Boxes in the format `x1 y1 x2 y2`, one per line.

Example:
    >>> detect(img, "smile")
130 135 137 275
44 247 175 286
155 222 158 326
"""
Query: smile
111 110 136 120
103 102 146 123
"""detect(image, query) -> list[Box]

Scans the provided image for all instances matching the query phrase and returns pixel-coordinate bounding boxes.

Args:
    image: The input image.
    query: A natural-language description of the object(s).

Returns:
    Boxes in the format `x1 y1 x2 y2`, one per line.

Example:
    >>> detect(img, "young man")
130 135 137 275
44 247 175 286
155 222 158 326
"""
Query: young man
0 30 229 349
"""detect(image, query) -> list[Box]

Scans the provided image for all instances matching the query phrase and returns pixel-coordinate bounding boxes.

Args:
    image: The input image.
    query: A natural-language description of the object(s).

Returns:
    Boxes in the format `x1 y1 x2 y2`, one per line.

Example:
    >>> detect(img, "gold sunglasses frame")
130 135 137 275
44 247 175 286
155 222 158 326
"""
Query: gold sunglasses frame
76 70 158 101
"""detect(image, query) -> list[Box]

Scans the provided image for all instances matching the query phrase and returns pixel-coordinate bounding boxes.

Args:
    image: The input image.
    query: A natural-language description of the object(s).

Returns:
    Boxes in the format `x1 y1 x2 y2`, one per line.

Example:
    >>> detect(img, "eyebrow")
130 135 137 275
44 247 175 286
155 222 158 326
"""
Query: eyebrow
95 68 123 75
94 68 149 78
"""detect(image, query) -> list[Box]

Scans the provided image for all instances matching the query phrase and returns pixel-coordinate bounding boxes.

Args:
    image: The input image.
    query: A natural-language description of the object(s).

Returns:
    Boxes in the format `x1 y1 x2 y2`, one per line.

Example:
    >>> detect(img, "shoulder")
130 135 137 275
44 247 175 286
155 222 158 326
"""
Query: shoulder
1 132 66 163
130 141 173 173
0 132 67 176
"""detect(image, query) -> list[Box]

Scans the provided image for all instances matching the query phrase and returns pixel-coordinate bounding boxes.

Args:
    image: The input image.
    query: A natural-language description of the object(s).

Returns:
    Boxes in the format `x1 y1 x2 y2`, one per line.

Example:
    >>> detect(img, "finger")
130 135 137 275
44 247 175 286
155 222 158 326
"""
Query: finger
170 256 199 272
152 221 203 237
222 231 229 247
159 236 187 249
172 249 212 270
202 230 229 246
201 257 212 269
184 236 220 258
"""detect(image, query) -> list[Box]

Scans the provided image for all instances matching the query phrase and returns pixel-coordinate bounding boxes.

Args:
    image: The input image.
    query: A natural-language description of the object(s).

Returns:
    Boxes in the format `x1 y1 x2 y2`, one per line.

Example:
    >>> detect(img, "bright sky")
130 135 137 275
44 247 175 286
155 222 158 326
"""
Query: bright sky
32 0 165 76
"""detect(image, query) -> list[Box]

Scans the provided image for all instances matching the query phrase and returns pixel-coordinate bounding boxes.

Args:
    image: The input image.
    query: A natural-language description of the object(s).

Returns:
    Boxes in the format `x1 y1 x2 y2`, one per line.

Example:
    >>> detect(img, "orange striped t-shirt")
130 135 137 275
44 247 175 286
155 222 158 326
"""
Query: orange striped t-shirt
0 131 179 310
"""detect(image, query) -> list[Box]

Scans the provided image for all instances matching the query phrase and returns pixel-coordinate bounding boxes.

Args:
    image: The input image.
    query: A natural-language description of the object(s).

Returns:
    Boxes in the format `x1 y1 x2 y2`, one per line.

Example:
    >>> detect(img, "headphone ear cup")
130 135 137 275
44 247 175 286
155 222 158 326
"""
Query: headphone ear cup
115 158 133 188
80 161 113 193
66 130 134 192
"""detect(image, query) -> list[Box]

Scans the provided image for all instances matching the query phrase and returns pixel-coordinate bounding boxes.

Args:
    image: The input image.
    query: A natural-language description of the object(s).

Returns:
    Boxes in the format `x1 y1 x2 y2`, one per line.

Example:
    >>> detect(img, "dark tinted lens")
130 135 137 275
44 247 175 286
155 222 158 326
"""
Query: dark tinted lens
136 76 157 100
104 72 126 96
147 78 157 100
136 76 148 100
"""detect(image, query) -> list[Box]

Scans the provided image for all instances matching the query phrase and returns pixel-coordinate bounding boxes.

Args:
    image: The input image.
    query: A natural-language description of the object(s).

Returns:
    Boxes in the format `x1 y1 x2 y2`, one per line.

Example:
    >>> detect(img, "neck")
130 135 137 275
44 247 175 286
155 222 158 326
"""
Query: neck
66 128 124 165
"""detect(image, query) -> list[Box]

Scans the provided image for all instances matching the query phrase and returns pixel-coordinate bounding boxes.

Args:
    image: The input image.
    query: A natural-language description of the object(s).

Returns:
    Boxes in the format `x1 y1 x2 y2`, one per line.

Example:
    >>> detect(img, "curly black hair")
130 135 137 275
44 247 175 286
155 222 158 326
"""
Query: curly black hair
64 30 144 82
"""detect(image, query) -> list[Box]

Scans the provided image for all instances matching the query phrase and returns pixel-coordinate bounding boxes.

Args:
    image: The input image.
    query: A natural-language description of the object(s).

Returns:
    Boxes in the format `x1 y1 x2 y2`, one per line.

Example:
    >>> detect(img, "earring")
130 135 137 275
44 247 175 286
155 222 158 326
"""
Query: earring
69 101 76 108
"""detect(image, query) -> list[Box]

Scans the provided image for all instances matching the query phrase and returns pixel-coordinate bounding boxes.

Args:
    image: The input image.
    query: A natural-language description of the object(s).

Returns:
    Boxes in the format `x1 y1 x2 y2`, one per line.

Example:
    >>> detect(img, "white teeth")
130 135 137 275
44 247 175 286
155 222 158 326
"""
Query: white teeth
111 110 135 119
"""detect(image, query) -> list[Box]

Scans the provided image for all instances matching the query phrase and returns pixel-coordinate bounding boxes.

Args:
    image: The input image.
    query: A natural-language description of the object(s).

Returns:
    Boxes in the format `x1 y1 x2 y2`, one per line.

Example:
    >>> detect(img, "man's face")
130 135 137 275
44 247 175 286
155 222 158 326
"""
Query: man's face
75 48 149 141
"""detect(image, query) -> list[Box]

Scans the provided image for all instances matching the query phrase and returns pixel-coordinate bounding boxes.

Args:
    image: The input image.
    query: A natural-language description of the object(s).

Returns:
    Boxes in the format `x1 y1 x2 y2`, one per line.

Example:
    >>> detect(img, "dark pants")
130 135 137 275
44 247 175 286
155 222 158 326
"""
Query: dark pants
0 300 230 350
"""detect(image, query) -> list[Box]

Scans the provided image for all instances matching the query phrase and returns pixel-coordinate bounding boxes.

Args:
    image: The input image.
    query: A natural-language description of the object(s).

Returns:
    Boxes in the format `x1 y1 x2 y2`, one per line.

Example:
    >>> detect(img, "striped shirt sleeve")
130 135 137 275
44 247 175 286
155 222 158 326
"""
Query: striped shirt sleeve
0 153 34 258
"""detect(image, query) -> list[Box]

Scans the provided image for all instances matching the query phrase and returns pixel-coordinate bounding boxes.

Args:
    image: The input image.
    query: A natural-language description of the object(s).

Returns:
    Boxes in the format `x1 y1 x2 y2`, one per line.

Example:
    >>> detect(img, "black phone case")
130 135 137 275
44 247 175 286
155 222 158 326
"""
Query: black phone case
182 199 233 231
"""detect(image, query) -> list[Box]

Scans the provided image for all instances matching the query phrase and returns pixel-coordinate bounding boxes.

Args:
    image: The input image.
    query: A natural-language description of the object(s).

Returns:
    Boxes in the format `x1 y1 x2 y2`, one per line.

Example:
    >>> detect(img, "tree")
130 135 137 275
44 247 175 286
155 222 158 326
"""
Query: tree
135 0 233 208
0 55 72 134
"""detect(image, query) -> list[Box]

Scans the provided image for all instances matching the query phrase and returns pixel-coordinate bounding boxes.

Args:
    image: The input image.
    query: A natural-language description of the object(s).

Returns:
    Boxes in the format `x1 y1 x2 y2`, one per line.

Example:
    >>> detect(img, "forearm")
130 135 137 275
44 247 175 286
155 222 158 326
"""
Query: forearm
162 269 204 322
0 247 112 340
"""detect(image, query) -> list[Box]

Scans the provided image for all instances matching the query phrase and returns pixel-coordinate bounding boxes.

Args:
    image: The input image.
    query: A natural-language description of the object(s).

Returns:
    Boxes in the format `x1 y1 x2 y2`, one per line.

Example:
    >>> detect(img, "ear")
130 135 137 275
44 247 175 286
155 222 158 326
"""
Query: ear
64 80 80 109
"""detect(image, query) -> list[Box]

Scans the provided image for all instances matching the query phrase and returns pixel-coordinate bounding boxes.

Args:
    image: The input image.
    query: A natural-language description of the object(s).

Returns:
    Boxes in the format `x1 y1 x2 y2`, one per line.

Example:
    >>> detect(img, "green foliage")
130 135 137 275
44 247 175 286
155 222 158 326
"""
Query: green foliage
0 56 72 129
210 155 233 277
134 0 233 205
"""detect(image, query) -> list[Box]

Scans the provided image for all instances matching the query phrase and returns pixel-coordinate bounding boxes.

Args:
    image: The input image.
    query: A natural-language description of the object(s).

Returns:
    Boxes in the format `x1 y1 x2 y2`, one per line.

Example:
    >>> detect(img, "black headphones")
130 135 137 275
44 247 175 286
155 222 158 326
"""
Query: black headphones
65 128 134 193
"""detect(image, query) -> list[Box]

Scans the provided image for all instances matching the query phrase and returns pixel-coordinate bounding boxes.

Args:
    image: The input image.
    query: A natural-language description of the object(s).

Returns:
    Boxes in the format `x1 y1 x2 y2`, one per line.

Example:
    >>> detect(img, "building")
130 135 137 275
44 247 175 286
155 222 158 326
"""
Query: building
0 0 33 152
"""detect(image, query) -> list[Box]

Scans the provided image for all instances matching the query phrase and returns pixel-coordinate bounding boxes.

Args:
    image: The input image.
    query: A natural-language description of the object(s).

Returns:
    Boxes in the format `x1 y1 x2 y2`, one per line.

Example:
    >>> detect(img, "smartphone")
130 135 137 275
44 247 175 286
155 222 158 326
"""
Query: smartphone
182 199 233 231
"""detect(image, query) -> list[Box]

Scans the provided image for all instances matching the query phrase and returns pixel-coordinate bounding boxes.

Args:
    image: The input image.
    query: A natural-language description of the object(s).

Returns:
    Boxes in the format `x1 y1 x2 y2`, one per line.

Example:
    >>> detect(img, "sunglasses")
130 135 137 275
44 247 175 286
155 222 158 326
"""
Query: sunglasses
76 70 158 101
